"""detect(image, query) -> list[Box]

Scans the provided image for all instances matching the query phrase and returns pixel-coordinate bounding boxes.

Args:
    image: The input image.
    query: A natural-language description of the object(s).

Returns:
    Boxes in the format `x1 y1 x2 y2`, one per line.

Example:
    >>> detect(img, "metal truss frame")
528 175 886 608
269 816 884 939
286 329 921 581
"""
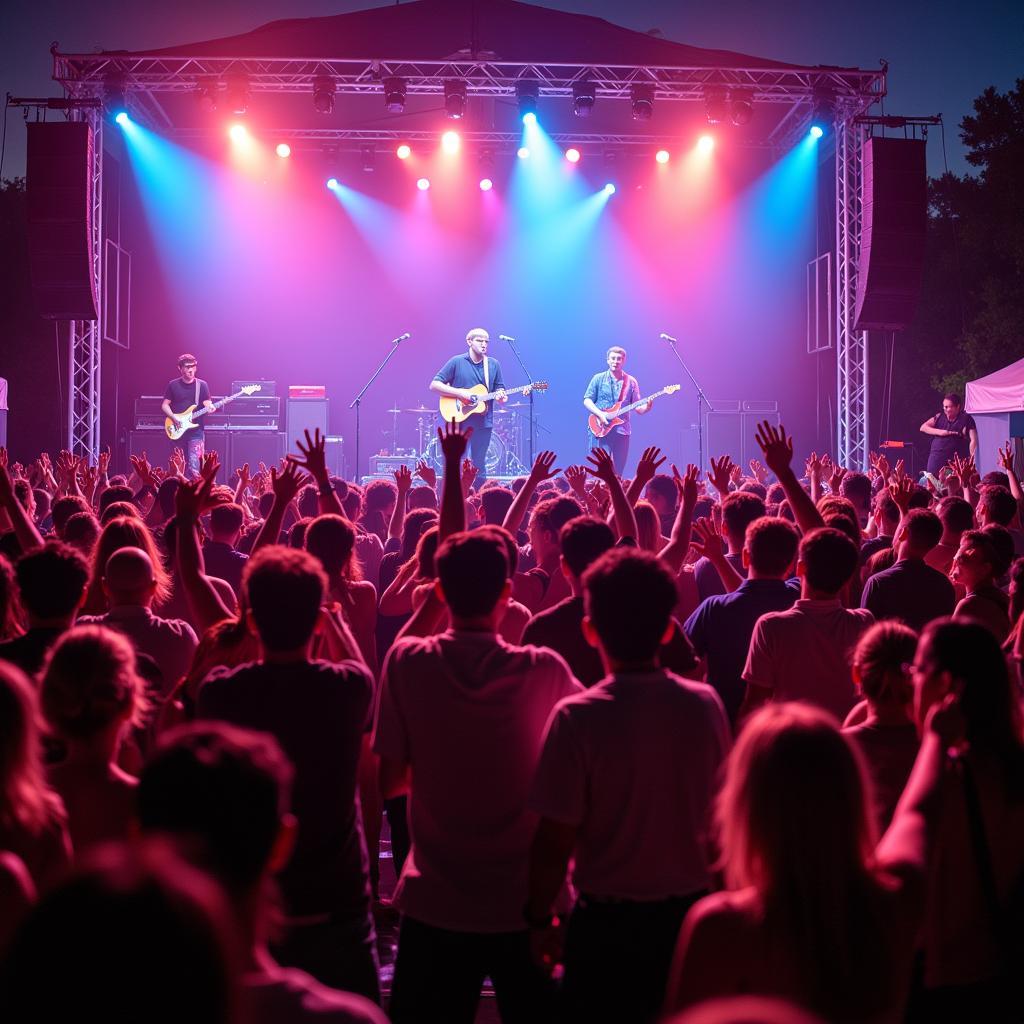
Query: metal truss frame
52 43 885 464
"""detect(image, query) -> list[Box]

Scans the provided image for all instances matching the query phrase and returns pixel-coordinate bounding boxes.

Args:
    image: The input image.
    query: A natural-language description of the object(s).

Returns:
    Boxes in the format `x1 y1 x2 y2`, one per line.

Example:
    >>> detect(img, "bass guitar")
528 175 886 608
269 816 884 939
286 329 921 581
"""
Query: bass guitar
165 384 262 440
438 382 549 424
588 384 681 438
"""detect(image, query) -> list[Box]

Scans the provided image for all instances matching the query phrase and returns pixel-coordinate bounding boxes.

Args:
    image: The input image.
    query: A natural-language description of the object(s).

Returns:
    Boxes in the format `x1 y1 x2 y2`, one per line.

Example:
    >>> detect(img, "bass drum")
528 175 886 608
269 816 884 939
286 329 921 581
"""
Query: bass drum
422 431 507 477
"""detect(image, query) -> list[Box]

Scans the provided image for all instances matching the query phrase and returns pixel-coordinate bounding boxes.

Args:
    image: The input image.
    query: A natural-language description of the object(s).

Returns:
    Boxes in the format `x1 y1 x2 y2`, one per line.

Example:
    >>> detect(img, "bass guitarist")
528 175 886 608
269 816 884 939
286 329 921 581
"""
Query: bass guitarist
430 327 507 485
583 346 651 472
161 353 213 478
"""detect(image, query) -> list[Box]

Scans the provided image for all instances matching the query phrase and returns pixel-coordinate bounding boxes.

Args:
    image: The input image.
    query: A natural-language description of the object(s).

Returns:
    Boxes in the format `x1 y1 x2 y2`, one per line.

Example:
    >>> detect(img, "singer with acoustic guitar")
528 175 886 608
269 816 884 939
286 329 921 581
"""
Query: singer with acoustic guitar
162 353 213 478
430 327 509 486
583 346 652 472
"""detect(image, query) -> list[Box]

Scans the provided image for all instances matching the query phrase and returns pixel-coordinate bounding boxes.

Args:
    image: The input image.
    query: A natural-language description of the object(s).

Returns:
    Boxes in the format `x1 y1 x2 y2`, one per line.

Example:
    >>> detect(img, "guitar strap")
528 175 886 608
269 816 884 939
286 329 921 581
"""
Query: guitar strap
617 373 628 405
194 380 200 407
483 356 490 391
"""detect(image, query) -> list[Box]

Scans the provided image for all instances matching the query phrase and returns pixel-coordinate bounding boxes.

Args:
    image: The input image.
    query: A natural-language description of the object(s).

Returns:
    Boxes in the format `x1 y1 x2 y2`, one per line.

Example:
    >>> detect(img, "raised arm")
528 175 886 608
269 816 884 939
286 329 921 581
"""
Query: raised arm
689 515 743 593
437 419 471 539
290 428 344 517
625 446 667 508
659 464 700 572
585 447 637 542
0 450 43 553
998 443 1023 506
251 462 306 553
388 465 412 542
755 421 824 535
502 450 560 538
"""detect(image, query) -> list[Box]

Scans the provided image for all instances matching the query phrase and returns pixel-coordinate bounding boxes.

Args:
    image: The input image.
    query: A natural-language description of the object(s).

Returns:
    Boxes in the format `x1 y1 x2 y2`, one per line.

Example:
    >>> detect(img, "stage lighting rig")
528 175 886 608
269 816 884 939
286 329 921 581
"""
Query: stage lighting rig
516 80 539 122
631 85 654 121
313 76 336 115
704 91 729 125
810 94 836 138
729 92 754 126
102 73 127 121
572 82 595 118
195 80 218 113
225 75 250 116
383 77 407 113
444 80 467 120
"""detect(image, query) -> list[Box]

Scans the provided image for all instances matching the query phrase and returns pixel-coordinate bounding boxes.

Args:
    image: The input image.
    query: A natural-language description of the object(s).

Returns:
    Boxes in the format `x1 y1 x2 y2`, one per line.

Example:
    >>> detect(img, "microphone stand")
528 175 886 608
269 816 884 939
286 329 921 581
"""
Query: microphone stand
663 335 715 471
349 334 408 482
501 335 535 464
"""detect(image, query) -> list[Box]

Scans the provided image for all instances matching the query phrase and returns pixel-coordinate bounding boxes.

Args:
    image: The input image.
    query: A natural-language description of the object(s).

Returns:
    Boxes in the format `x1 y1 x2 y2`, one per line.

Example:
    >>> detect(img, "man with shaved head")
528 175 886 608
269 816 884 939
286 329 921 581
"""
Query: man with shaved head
79 546 198 695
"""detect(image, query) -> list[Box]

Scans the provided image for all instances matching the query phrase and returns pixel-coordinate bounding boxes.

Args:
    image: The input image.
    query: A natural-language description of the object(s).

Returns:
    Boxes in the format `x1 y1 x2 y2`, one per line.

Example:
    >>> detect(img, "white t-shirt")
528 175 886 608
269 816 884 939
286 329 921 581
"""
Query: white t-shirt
742 598 874 721
373 629 582 932
242 965 387 1023
529 670 730 900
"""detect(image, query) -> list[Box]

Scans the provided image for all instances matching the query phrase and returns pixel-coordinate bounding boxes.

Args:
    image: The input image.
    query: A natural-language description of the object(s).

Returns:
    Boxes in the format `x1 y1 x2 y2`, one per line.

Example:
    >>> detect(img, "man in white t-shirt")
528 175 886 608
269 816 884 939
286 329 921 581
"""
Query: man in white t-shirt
526 548 730 1024
374 529 581 1023
740 526 875 723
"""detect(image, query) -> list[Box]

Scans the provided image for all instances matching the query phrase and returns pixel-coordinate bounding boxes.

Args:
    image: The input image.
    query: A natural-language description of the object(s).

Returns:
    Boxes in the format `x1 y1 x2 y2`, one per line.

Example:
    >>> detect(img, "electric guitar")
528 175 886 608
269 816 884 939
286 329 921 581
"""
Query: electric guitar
165 384 262 440
438 382 549 424
588 384 681 438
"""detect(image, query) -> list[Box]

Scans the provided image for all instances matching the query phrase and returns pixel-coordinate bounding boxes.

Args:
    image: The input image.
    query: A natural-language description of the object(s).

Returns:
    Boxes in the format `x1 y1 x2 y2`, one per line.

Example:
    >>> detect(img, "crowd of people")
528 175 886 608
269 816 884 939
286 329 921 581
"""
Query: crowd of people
0 409 1022 1024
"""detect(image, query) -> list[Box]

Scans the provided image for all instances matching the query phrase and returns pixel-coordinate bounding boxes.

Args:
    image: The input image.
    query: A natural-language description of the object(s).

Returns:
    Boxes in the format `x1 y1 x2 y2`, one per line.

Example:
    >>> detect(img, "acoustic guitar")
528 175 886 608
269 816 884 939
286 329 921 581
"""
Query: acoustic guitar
438 382 549 424
588 384 681 438
165 384 262 440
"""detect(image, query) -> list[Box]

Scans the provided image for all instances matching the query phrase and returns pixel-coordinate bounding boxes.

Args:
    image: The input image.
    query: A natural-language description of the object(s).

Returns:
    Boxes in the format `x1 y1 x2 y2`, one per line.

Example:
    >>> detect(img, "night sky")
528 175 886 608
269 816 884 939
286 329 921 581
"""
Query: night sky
2 0 1022 180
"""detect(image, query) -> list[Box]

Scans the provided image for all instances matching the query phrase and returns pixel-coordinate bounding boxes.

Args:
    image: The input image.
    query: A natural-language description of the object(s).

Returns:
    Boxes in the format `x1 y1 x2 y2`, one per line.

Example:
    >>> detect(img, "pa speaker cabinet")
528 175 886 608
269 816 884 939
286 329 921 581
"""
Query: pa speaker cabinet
127 430 228 484
286 398 329 454
854 137 927 332
228 432 286 474
27 122 99 320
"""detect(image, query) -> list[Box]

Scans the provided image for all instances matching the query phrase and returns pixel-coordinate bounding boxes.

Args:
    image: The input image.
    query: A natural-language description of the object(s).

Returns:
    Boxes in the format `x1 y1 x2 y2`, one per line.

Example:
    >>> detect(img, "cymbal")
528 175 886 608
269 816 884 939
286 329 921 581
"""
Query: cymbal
507 401 529 408
385 407 402 414
404 405 435 414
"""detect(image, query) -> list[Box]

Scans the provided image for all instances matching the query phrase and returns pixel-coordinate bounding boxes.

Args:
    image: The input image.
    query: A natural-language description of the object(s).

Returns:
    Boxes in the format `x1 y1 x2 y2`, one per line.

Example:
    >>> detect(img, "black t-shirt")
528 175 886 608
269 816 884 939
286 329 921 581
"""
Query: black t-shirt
929 410 976 463
164 377 212 438
196 658 374 925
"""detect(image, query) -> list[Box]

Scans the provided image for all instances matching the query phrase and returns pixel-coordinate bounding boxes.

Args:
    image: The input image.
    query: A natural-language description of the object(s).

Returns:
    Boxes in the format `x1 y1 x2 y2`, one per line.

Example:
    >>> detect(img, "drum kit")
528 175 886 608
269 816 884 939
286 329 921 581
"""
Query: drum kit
382 401 531 478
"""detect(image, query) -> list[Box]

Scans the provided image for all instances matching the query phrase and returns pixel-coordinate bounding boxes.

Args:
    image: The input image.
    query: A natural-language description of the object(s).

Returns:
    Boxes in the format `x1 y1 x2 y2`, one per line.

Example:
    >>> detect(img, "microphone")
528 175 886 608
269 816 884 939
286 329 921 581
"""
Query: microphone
393 332 411 343
498 334 516 342
659 333 678 343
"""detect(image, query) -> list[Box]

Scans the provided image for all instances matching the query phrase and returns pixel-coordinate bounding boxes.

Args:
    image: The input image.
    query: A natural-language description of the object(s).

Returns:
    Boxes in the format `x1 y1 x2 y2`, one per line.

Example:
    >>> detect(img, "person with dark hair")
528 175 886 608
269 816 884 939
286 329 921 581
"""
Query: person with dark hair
513 494 583 613
197 546 379 1002
740 527 873 722
527 547 729 1024
926 495 975 574
202 502 249 596
582 345 650 473
694 491 766 601
162 353 214 479
98 484 136 519
859 489 902 569
62 510 100 558
977 484 1024 556
50 494 92 540
137 723 388 1024
920 393 977 475
40 624 148 851
645 473 679 537
951 529 1012 640
0 843 240 1024
480 485 515 526
0 542 89 676
842 621 920 832
685 517 800 724
523 515 697 686
375 529 580 1023
839 471 873 529
861 509 955 632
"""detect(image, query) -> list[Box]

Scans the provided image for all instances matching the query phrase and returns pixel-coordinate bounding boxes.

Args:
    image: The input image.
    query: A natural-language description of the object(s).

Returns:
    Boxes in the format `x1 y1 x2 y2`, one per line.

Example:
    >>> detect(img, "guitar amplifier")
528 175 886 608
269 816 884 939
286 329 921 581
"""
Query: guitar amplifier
369 454 415 477
225 395 281 430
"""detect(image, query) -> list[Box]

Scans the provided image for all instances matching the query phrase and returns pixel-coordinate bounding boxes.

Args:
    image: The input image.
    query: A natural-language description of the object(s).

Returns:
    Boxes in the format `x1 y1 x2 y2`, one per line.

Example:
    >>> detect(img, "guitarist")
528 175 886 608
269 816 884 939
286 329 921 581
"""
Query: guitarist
430 327 507 485
161 353 213 478
583 346 651 472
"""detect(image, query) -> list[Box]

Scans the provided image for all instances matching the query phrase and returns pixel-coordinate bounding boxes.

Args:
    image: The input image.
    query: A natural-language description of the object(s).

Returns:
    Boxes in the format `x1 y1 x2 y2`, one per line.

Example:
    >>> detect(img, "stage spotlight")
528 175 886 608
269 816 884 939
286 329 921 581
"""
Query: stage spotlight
115 111 130 127
417 177 431 191
441 130 460 154
631 85 654 122
810 94 835 138
517 146 530 159
313 76 336 115
103 73 127 122
228 123 249 143
516 80 539 123
565 147 581 163
697 134 715 154
730 92 754 126
704 91 729 125
572 82 595 118
225 76 250 116
479 177 494 192
383 76 407 114
655 148 670 164
195 81 218 113
326 177 339 190
603 183 617 195
276 142 291 158
444 80 467 120
396 143 412 160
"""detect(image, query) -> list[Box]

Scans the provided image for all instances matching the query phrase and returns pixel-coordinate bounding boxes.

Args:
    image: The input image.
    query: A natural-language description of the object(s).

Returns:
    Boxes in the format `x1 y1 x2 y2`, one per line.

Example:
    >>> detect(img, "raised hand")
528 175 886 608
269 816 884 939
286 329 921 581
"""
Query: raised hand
130 452 157 488
174 474 215 521
201 451 220 483
691 515 726 563
585 446 617 484
674 463 700 508
888 475 915 515
169 447 186 478
707 455 734 496
438 418 472 464
393 464 413 493
235 463 251 491
805 451 823 482
869 450 891 482
291 427 329 483
633 446 667 488
755 420 794 478
270 460 305 505
748 458 769 485
414 459 437 489
97 445 111 477
460 458 479 496
528 449 560 484
0 448 14 503
564 464 588 499
998 442 1015 473
828 462 847 494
